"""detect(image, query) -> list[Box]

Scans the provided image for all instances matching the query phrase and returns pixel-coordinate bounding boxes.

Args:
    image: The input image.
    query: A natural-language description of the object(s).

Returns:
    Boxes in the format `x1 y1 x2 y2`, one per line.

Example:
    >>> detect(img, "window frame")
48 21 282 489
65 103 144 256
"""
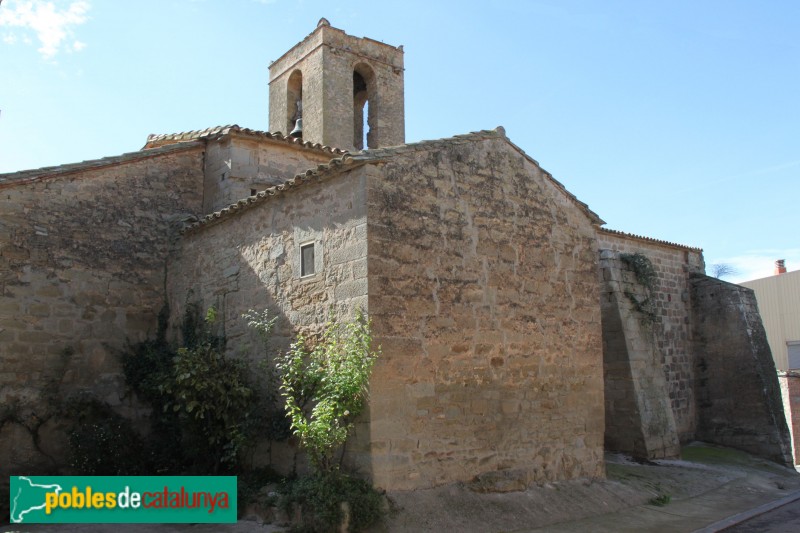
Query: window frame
300 241 316 278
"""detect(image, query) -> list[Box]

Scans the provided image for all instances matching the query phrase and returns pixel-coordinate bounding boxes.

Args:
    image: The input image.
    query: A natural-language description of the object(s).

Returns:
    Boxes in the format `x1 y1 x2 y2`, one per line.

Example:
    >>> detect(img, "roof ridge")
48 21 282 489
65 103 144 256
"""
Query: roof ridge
354 127 604 226
599 227 702 252
353 127 506 159
143 124 349 156
145 124 236 144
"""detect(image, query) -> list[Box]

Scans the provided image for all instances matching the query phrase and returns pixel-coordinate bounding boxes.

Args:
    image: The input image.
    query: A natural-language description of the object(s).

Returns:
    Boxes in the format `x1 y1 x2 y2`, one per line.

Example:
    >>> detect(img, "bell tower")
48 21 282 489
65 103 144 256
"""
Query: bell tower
268 18 405 151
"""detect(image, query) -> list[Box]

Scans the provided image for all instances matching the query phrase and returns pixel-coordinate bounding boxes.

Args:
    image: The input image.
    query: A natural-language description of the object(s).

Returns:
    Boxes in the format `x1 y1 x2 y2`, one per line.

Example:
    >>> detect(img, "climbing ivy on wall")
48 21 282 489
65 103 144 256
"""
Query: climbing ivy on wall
122 304 269 473
620 253 659 323
67 303 282 476
620 253 657 291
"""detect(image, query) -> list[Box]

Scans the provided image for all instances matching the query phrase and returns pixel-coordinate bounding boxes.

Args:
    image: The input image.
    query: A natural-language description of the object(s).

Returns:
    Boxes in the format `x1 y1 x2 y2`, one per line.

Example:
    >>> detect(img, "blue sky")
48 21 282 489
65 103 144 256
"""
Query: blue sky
1 0 798 282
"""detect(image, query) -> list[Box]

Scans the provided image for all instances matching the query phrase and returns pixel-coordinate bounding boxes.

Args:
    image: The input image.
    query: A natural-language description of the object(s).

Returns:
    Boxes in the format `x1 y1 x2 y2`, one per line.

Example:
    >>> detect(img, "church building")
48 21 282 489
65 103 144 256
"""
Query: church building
0 20 791 493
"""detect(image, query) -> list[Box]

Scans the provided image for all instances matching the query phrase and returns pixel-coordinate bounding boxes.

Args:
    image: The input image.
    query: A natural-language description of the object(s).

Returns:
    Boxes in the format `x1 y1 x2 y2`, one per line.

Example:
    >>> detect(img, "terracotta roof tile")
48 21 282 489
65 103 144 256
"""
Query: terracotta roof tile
599 227 702 252
185 127 605 233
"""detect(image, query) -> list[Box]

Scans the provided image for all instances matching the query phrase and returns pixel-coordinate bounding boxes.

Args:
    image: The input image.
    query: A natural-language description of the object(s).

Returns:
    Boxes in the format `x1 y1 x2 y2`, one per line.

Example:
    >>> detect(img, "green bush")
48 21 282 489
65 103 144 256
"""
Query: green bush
122 339 173 404
649 493 671 506
243 308 292 442
281 473 384 533
276 308 379 473
118 304 264 474
162 341 257 471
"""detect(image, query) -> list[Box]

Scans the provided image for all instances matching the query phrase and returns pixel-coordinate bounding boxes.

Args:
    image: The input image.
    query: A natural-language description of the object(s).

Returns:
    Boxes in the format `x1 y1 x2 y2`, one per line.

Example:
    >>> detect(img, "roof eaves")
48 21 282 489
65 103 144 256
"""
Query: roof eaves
0 142 204 189
599 227 703 253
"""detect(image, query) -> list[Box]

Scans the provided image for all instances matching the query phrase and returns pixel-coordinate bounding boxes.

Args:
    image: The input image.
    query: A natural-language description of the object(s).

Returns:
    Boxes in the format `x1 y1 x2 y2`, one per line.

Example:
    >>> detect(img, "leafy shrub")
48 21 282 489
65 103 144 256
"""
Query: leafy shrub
243 308 292 442
122 339 174 405
649 493 671 506
243 308 278 360
276 308 379 473
281 473 384 533
118 304 264 474
68 304 291 477
162 341 257 471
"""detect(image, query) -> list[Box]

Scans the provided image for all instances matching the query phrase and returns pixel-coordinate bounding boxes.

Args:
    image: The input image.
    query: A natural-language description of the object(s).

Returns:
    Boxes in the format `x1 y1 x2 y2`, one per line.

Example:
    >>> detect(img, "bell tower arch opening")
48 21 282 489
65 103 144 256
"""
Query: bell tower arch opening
286 69 303 137
268 19 404 150
353 64 376 150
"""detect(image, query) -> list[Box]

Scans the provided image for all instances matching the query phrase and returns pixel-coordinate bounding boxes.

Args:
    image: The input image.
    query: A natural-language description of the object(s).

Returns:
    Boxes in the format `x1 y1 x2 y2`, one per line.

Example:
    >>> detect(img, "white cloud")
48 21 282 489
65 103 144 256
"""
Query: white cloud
708 248 800 284
0 0 90 59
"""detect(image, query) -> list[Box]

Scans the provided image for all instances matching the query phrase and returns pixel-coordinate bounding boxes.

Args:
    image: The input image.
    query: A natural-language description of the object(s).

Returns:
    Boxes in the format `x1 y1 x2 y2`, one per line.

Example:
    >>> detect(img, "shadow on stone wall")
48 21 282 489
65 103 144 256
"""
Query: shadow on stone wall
599 250 681 460
165 169 372 481
691 274 793 466
0 147 206 521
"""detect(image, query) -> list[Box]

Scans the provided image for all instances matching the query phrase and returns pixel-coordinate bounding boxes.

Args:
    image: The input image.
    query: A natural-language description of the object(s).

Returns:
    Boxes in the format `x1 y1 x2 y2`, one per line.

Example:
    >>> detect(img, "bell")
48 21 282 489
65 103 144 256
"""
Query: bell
289 118 303 138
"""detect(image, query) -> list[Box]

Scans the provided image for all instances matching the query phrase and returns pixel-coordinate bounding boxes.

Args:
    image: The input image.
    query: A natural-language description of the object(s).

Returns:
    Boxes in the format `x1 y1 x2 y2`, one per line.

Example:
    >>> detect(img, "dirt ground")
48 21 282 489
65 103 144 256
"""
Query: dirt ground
4 443 800 533
372 443 800 532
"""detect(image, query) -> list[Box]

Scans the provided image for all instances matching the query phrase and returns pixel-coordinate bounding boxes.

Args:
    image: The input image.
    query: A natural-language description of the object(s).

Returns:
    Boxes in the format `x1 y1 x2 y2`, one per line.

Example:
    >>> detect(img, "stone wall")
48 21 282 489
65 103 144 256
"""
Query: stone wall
318 25 405 150
268 25 324 139
691 275 793 465
365 136 605 491
166 164 369 470
778 372 800 464
202 134 333 213
599 250 680 459
0 144 205 498
597 230 703 441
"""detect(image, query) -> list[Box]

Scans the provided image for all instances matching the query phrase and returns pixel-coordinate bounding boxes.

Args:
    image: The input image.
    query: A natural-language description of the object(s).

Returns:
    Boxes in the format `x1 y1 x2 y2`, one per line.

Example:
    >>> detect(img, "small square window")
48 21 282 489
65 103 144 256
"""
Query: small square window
301 243 315 277
250 188 257 196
